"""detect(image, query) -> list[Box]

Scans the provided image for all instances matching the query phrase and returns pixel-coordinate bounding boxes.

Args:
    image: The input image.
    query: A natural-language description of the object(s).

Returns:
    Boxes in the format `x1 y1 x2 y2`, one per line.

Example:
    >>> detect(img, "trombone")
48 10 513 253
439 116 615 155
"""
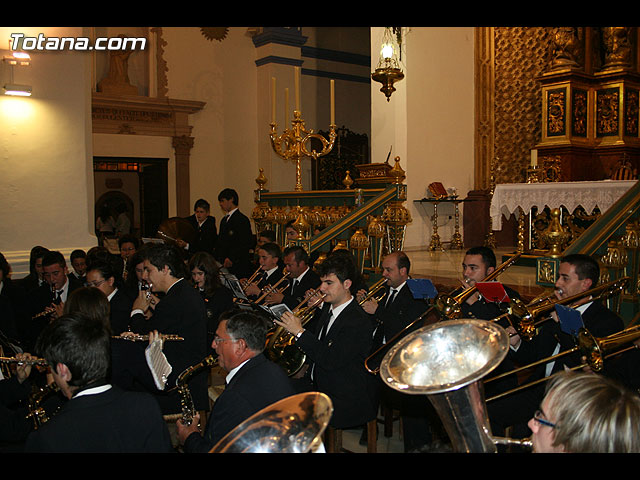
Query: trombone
358 277 388 306
364 252 522 374
485 322 640 403
494 276 630 342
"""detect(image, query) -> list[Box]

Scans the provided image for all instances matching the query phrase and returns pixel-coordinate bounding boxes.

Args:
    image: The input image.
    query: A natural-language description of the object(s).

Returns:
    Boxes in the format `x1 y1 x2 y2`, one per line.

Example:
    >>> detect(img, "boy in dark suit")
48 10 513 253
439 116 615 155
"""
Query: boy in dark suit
214 188 253 279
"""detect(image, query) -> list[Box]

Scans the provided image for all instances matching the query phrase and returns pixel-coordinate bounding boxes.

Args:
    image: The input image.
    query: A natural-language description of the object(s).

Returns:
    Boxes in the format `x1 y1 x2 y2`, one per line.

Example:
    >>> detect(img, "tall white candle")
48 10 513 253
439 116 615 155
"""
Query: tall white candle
285 88 289 126
531 149 538 168
271 77 276 124
330 79 335 125
294 66 300 112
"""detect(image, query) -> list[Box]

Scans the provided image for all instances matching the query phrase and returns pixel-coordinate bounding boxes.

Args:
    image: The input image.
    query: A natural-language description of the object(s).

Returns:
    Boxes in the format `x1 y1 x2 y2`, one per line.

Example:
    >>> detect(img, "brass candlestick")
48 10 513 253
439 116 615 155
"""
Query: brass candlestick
270 110 337 192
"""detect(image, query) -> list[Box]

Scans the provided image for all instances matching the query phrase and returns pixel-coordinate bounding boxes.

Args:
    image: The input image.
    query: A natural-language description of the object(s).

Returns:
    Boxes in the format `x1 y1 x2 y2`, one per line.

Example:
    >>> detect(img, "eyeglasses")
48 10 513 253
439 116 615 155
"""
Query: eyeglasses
533 409 556 429
85 279 106 288
213 336 240 345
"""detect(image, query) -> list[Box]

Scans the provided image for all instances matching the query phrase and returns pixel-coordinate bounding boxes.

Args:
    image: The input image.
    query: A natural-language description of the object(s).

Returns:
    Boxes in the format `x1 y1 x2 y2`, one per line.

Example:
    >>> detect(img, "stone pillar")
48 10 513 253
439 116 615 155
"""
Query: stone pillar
172 135 195 217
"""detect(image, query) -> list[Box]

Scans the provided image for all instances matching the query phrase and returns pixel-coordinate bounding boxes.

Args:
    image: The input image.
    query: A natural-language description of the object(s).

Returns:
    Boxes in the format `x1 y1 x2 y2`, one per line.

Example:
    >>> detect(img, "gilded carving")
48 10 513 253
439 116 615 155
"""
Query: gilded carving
596 87 620 136
547 88 567 136
600 27 633 70
624 87 639 137
572 88 588 137
548 27 584 70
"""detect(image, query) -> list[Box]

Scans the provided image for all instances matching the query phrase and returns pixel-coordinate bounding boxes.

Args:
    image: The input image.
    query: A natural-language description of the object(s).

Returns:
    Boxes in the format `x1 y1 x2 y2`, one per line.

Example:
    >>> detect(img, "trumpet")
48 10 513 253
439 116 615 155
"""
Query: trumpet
364 252 522 374
111 333 184 342
253 270 291 305
240 266 264 291
264 289 327 376
358 277 388 306
0 356 48 366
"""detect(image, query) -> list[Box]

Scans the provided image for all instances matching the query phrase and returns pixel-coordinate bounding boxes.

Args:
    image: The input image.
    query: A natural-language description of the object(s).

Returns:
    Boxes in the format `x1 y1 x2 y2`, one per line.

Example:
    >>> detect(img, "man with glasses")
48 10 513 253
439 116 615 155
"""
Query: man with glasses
528 371 640 453
176 310 295 452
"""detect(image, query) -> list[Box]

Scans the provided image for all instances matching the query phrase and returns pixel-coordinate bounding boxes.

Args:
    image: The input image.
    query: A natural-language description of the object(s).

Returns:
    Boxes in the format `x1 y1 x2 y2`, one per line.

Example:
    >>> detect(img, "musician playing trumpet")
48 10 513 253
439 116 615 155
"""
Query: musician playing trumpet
263 246 321 309
242 242 287 299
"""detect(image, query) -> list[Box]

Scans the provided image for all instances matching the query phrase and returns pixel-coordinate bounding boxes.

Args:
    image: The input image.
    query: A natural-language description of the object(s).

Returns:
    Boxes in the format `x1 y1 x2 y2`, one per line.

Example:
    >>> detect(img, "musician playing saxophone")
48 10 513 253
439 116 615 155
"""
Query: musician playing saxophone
0 352 38 450
177 310 295 452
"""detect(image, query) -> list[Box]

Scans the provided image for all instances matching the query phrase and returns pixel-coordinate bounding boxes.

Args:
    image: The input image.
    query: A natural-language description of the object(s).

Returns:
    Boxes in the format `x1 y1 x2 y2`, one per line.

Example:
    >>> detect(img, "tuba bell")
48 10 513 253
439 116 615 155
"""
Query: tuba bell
379 319 531 452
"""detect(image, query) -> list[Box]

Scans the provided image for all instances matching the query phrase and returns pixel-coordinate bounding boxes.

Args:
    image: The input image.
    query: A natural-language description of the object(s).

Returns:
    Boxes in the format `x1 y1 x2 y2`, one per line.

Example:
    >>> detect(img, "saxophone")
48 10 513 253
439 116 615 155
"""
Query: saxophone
26 382 60 429
175 354 218 426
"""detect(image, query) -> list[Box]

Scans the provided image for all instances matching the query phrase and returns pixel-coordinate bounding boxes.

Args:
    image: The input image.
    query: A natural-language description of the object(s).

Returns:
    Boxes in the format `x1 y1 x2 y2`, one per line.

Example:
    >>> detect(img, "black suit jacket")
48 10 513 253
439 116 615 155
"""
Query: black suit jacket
282 268 321 310
296 299 377 428
214 210 253 278
24 385 172 453
371 282 428 349
108 288 134 335
183 353 295 452
127 278 209 413
186 214 217 256
25 277 83 351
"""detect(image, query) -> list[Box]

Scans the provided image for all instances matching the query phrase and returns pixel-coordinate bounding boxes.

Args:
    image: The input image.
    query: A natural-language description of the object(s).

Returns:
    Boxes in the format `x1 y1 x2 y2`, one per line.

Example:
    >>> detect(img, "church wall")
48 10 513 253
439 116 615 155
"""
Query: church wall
0 26 96 277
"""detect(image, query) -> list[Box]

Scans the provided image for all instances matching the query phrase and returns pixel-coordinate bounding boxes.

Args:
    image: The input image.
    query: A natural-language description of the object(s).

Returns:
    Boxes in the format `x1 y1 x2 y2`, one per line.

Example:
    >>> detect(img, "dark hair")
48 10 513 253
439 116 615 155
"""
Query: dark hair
118 234 139 249
0 252 10 279
225 311 271 352
86 260 116 283
465 246 497 270
390 251 411 274
317 253 356 284
140 243 187 279
86 246 111 268
258 242 281 260
42 250 66 269
35 312 111 388
218 188 239 206
194 198 210 211
258 230 277 243
188 251 223 295
70 249 87 262
283 245 309 265
63 287 111 329
29 246 50 275
560 254 600 287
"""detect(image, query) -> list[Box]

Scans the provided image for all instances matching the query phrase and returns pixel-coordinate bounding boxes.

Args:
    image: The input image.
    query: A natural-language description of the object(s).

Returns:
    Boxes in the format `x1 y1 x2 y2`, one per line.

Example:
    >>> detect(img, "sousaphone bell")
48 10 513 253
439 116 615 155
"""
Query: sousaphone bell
380 318 531 452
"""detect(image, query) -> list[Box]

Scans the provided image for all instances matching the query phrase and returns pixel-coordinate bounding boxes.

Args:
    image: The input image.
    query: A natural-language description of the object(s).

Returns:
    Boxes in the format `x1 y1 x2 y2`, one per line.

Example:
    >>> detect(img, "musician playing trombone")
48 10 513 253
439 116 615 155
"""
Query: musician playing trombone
490 253 625 441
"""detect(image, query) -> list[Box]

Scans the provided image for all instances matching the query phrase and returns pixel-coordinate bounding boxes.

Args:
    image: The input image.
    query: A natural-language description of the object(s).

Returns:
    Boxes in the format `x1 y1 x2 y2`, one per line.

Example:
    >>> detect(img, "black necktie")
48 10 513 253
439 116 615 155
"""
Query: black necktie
385 288 397 308
319 311 333 341
291 279 298 295
54 289 63 305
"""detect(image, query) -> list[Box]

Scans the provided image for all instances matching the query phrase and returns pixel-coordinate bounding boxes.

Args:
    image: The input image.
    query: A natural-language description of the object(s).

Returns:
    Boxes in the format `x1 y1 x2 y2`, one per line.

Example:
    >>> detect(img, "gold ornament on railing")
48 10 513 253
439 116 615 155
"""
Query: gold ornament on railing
269 69 337 191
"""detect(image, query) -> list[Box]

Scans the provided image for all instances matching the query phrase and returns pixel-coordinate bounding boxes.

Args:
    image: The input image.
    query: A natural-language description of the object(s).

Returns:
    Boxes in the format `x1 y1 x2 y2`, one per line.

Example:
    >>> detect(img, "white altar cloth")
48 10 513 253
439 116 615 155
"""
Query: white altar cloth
490 180 637 229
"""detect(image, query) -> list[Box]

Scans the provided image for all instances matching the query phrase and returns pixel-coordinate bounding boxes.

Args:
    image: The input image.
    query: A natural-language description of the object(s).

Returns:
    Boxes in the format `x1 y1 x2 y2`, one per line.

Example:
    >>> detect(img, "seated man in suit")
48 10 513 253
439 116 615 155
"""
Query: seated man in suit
178 198 218 257
124 243 209 415
361 251 434 452
215 188 254 279
27 251 83 352
489 253 625 439
24 312 172 453
118 234 139 280
85 260 133 335
177 310 295 452
263 245 320 309
243 242 286 300
275 255 378 430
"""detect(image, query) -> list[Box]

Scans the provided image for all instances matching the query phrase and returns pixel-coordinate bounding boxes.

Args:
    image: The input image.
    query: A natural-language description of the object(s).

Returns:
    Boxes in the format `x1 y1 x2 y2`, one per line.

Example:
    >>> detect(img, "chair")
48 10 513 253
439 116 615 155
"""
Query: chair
323 419 377 453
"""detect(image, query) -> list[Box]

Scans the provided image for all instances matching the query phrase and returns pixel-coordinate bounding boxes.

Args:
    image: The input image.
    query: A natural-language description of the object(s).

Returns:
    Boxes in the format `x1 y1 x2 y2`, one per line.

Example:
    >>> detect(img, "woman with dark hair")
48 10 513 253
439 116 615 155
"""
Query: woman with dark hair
63 287 111 330
188 252 234 351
